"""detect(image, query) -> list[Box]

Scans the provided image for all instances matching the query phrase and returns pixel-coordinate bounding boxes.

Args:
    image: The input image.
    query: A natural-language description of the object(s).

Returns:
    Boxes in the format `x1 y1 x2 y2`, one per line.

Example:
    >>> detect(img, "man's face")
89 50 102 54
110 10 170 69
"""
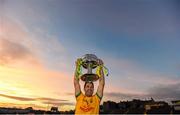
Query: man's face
84 82 94 97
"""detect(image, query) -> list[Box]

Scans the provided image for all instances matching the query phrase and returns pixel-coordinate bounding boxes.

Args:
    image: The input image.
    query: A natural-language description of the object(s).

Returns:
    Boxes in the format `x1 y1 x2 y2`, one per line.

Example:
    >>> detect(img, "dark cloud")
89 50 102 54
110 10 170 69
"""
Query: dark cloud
0 93 35 101
36 97 68 102
104 83 180 102
42 101 74 106
0 38 32 65
146 83 180 100
0 93 69 104
104 92 144 101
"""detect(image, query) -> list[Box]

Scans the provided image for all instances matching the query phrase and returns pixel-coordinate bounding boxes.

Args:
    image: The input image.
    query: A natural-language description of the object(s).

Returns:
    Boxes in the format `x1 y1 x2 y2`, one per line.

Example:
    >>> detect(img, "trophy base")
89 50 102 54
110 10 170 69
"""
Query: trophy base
80 74 99 82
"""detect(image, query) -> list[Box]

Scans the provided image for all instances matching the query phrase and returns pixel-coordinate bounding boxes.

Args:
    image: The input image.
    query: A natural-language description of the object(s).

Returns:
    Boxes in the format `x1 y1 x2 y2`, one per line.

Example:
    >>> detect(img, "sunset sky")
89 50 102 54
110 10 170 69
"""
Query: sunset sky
0 0 180 111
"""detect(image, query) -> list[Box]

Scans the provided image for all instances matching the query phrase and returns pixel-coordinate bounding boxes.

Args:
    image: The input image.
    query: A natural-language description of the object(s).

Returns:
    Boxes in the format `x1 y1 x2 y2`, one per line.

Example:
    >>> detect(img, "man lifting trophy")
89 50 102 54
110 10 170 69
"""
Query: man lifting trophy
74 54 109 114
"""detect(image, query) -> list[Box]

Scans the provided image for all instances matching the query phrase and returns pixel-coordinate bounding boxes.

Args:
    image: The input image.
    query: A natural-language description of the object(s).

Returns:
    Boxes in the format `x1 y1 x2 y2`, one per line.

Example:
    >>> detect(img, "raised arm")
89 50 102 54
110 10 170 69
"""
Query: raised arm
74 59 81 97
97 59 105 99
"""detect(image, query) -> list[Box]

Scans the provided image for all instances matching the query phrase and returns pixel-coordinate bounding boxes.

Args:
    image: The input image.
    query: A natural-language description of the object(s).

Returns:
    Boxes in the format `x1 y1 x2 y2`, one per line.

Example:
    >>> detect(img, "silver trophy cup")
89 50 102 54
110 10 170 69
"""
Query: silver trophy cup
80 54 100 82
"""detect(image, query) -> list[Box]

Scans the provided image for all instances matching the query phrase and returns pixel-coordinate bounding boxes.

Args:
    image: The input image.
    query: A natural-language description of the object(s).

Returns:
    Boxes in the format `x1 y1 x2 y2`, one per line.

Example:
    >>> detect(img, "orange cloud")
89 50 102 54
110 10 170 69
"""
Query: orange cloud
0 16 74 110
0 16 43 69
0 65 74 110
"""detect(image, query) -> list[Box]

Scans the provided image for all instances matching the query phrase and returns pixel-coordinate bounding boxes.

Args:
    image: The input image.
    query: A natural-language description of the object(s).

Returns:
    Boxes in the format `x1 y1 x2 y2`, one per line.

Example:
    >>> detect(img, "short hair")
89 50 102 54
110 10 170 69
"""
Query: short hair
84 81 94 89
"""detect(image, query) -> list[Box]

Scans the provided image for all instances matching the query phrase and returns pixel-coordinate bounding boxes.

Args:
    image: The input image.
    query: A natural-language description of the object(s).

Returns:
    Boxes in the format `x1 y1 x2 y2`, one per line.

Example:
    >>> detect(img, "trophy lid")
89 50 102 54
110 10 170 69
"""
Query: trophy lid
82 54 98 61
